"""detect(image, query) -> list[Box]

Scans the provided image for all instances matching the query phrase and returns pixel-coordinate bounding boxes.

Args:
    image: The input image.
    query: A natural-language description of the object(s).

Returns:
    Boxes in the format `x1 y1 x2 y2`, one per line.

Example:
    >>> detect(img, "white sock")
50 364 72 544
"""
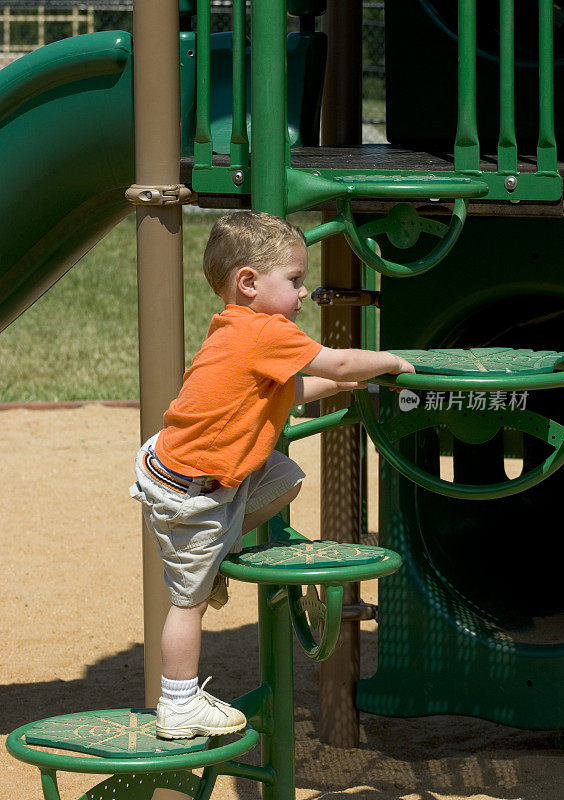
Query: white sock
161 675 198 703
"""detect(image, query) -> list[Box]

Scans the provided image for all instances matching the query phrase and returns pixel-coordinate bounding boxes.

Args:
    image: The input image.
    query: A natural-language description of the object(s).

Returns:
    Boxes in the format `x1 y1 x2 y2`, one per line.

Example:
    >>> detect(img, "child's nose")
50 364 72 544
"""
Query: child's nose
299 284 307 298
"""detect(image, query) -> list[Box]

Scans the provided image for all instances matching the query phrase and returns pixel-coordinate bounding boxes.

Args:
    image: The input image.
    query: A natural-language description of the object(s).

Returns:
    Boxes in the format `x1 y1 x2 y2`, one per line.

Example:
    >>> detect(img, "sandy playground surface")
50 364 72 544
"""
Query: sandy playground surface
0 405 561 800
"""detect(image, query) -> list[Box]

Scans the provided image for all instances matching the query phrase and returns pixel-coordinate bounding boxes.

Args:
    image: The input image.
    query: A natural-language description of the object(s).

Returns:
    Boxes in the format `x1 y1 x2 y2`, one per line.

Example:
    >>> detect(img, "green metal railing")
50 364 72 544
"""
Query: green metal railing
231 0 249 169
194 0 250 172
497 0 517 175
537 0 557 174
454 0 479 172
455 0 558 182
191 0 560 212
194 0 212 169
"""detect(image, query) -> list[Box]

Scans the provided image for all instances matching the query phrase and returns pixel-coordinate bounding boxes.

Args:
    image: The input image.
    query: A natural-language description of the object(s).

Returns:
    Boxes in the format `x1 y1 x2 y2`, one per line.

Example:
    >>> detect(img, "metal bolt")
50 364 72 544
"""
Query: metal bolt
232 170 245 186
142 191 153 201
504 175 518 192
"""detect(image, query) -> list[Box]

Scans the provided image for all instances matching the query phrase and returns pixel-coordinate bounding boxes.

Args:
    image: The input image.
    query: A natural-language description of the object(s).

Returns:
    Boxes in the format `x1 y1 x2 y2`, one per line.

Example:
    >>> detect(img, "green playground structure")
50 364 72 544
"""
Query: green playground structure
3 1 564 799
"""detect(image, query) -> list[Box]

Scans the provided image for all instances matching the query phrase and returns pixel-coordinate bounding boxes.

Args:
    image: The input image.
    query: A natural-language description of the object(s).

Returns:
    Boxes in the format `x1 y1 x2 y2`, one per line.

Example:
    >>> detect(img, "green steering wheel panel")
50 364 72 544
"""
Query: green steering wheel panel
338 197 470 277
357 204 448 250
356 389 564 500
379 406 564 448
287 583 343 662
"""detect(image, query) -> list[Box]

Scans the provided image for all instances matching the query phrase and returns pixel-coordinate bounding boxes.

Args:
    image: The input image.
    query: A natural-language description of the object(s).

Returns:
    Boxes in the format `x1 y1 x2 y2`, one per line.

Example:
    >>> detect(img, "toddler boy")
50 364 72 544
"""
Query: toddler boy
130 211 414 739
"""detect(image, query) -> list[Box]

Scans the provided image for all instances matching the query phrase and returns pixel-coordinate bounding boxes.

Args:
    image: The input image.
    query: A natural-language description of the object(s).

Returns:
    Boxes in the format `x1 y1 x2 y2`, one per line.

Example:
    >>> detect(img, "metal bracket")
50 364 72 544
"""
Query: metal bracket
311 287 380 307
341 601 378 622
125 184 194 206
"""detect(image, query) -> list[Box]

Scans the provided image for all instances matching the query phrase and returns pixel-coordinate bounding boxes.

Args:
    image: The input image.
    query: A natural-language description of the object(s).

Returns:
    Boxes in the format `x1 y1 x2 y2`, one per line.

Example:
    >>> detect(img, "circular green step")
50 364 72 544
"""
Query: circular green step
22 709 206 759
236 540 385 568
391 348 564 376
368 347 564 391
221 539 402 585
7 709 258 774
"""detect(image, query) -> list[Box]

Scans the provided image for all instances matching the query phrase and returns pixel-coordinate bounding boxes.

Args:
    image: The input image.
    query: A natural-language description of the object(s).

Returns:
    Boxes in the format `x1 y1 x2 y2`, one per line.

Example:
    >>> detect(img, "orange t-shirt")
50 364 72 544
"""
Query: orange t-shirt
155 305 322 487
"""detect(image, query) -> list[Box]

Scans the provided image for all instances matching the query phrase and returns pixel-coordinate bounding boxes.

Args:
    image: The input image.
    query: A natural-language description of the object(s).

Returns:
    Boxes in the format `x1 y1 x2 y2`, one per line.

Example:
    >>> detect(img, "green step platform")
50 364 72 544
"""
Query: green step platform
379 347 564 390
7 708 258 800
20 708 208 759
222 532 402 663
391 347 564 376
221 538 401 585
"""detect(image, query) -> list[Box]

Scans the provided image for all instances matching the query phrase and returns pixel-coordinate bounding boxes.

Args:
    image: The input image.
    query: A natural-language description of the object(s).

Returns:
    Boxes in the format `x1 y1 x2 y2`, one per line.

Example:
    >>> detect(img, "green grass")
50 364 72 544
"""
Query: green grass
0 211 322 402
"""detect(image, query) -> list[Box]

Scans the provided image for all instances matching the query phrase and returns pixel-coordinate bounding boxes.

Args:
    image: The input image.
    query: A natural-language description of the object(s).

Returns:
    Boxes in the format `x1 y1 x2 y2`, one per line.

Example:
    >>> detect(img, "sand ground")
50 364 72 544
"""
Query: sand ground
0 406 561 800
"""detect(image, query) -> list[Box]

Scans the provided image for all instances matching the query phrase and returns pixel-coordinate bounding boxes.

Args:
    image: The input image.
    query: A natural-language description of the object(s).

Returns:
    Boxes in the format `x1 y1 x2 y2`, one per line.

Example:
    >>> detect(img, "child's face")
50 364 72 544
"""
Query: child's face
251 244 308 322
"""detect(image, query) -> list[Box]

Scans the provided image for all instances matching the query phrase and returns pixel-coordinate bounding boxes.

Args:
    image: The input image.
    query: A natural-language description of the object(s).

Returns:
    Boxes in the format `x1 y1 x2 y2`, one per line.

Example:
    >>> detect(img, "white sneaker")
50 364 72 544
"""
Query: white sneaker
156 677 247 739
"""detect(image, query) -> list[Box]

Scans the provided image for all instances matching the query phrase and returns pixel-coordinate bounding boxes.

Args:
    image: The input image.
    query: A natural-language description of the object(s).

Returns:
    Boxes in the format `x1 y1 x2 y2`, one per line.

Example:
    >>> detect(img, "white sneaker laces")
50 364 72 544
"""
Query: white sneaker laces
198 677 232 716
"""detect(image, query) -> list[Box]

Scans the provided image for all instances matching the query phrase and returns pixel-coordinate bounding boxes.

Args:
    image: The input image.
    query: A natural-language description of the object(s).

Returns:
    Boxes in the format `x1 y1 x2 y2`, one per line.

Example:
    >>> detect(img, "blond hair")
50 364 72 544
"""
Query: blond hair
203 211 306 296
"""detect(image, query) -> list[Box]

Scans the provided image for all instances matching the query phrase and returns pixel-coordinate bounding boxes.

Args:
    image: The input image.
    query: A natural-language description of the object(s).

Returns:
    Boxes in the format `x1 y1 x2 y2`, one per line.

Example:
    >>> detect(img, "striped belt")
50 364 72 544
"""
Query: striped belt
144 448 221 495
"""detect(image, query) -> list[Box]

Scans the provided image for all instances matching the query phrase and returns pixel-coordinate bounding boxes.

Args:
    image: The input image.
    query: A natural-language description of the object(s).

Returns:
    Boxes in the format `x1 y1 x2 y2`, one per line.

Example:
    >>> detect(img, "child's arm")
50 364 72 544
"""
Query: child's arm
294 376 368 405
302 347 415 383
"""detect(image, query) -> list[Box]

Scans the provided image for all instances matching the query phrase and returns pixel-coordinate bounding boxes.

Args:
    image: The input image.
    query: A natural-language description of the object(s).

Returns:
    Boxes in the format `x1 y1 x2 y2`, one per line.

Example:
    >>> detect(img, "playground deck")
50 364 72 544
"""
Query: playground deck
181 146 564 215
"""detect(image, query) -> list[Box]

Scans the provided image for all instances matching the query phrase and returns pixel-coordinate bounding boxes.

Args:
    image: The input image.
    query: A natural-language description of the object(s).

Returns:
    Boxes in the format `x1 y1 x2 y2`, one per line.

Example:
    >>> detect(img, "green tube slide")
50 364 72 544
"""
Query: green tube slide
0 32 138 333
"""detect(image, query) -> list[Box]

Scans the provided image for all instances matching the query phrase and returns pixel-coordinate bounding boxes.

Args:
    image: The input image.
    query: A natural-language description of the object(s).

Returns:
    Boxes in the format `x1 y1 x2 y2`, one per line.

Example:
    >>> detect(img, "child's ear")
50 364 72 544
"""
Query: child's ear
236 266 258 298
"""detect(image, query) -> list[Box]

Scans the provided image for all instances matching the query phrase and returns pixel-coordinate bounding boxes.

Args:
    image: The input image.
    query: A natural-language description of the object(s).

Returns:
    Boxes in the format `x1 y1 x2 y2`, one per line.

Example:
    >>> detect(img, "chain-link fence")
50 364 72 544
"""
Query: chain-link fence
0 1 386 135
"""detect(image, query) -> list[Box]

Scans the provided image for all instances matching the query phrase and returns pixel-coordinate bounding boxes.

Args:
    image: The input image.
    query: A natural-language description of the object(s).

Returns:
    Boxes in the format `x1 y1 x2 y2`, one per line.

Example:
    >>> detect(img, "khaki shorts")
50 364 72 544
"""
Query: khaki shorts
130 434 305 607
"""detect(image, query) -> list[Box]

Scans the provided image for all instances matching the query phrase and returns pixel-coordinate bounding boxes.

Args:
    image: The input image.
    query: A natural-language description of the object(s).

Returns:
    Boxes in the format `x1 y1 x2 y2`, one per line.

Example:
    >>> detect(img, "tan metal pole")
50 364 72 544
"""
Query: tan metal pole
319 0 363 749
132 0 185 709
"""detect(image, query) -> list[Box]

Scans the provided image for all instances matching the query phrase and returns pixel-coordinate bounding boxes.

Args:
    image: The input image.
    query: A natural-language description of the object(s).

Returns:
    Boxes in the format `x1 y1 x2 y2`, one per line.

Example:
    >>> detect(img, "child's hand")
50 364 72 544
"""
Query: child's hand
385 354 415 393
388 354 416 375
335 380 368 392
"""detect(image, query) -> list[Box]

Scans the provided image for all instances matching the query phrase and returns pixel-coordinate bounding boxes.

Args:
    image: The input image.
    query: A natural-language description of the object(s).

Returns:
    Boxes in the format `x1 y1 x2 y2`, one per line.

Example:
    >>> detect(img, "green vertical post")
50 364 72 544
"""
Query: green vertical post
250 3 295 792
250 0 288 215
195 0 212 168
255 432 295 800
40 771 60 800
257 578 296 800
537 0 557 174
454 0 480 173
498 0 518 174
230 0 249 168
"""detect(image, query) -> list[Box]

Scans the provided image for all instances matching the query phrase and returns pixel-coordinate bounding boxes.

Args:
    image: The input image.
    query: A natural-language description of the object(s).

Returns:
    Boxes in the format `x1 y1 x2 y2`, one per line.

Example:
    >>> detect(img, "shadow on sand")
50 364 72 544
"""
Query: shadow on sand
2 620 561 800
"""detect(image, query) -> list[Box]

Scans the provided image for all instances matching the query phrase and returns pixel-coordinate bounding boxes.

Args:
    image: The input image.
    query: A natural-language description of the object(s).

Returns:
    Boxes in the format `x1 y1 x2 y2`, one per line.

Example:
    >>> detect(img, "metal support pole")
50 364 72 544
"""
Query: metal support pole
132 0 185 709
319 0 363 749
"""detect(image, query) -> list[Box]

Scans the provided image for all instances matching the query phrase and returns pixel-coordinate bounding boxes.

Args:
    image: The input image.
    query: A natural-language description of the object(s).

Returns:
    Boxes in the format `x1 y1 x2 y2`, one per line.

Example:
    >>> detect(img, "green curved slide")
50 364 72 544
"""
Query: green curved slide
0 32 139 333
0 28 322 334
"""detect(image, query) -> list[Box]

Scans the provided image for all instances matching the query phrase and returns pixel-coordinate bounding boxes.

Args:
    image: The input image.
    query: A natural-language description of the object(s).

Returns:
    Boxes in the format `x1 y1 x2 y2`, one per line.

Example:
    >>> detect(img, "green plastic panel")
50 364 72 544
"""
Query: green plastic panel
360 216 564 729
24 709 207 758
390 347 564 376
